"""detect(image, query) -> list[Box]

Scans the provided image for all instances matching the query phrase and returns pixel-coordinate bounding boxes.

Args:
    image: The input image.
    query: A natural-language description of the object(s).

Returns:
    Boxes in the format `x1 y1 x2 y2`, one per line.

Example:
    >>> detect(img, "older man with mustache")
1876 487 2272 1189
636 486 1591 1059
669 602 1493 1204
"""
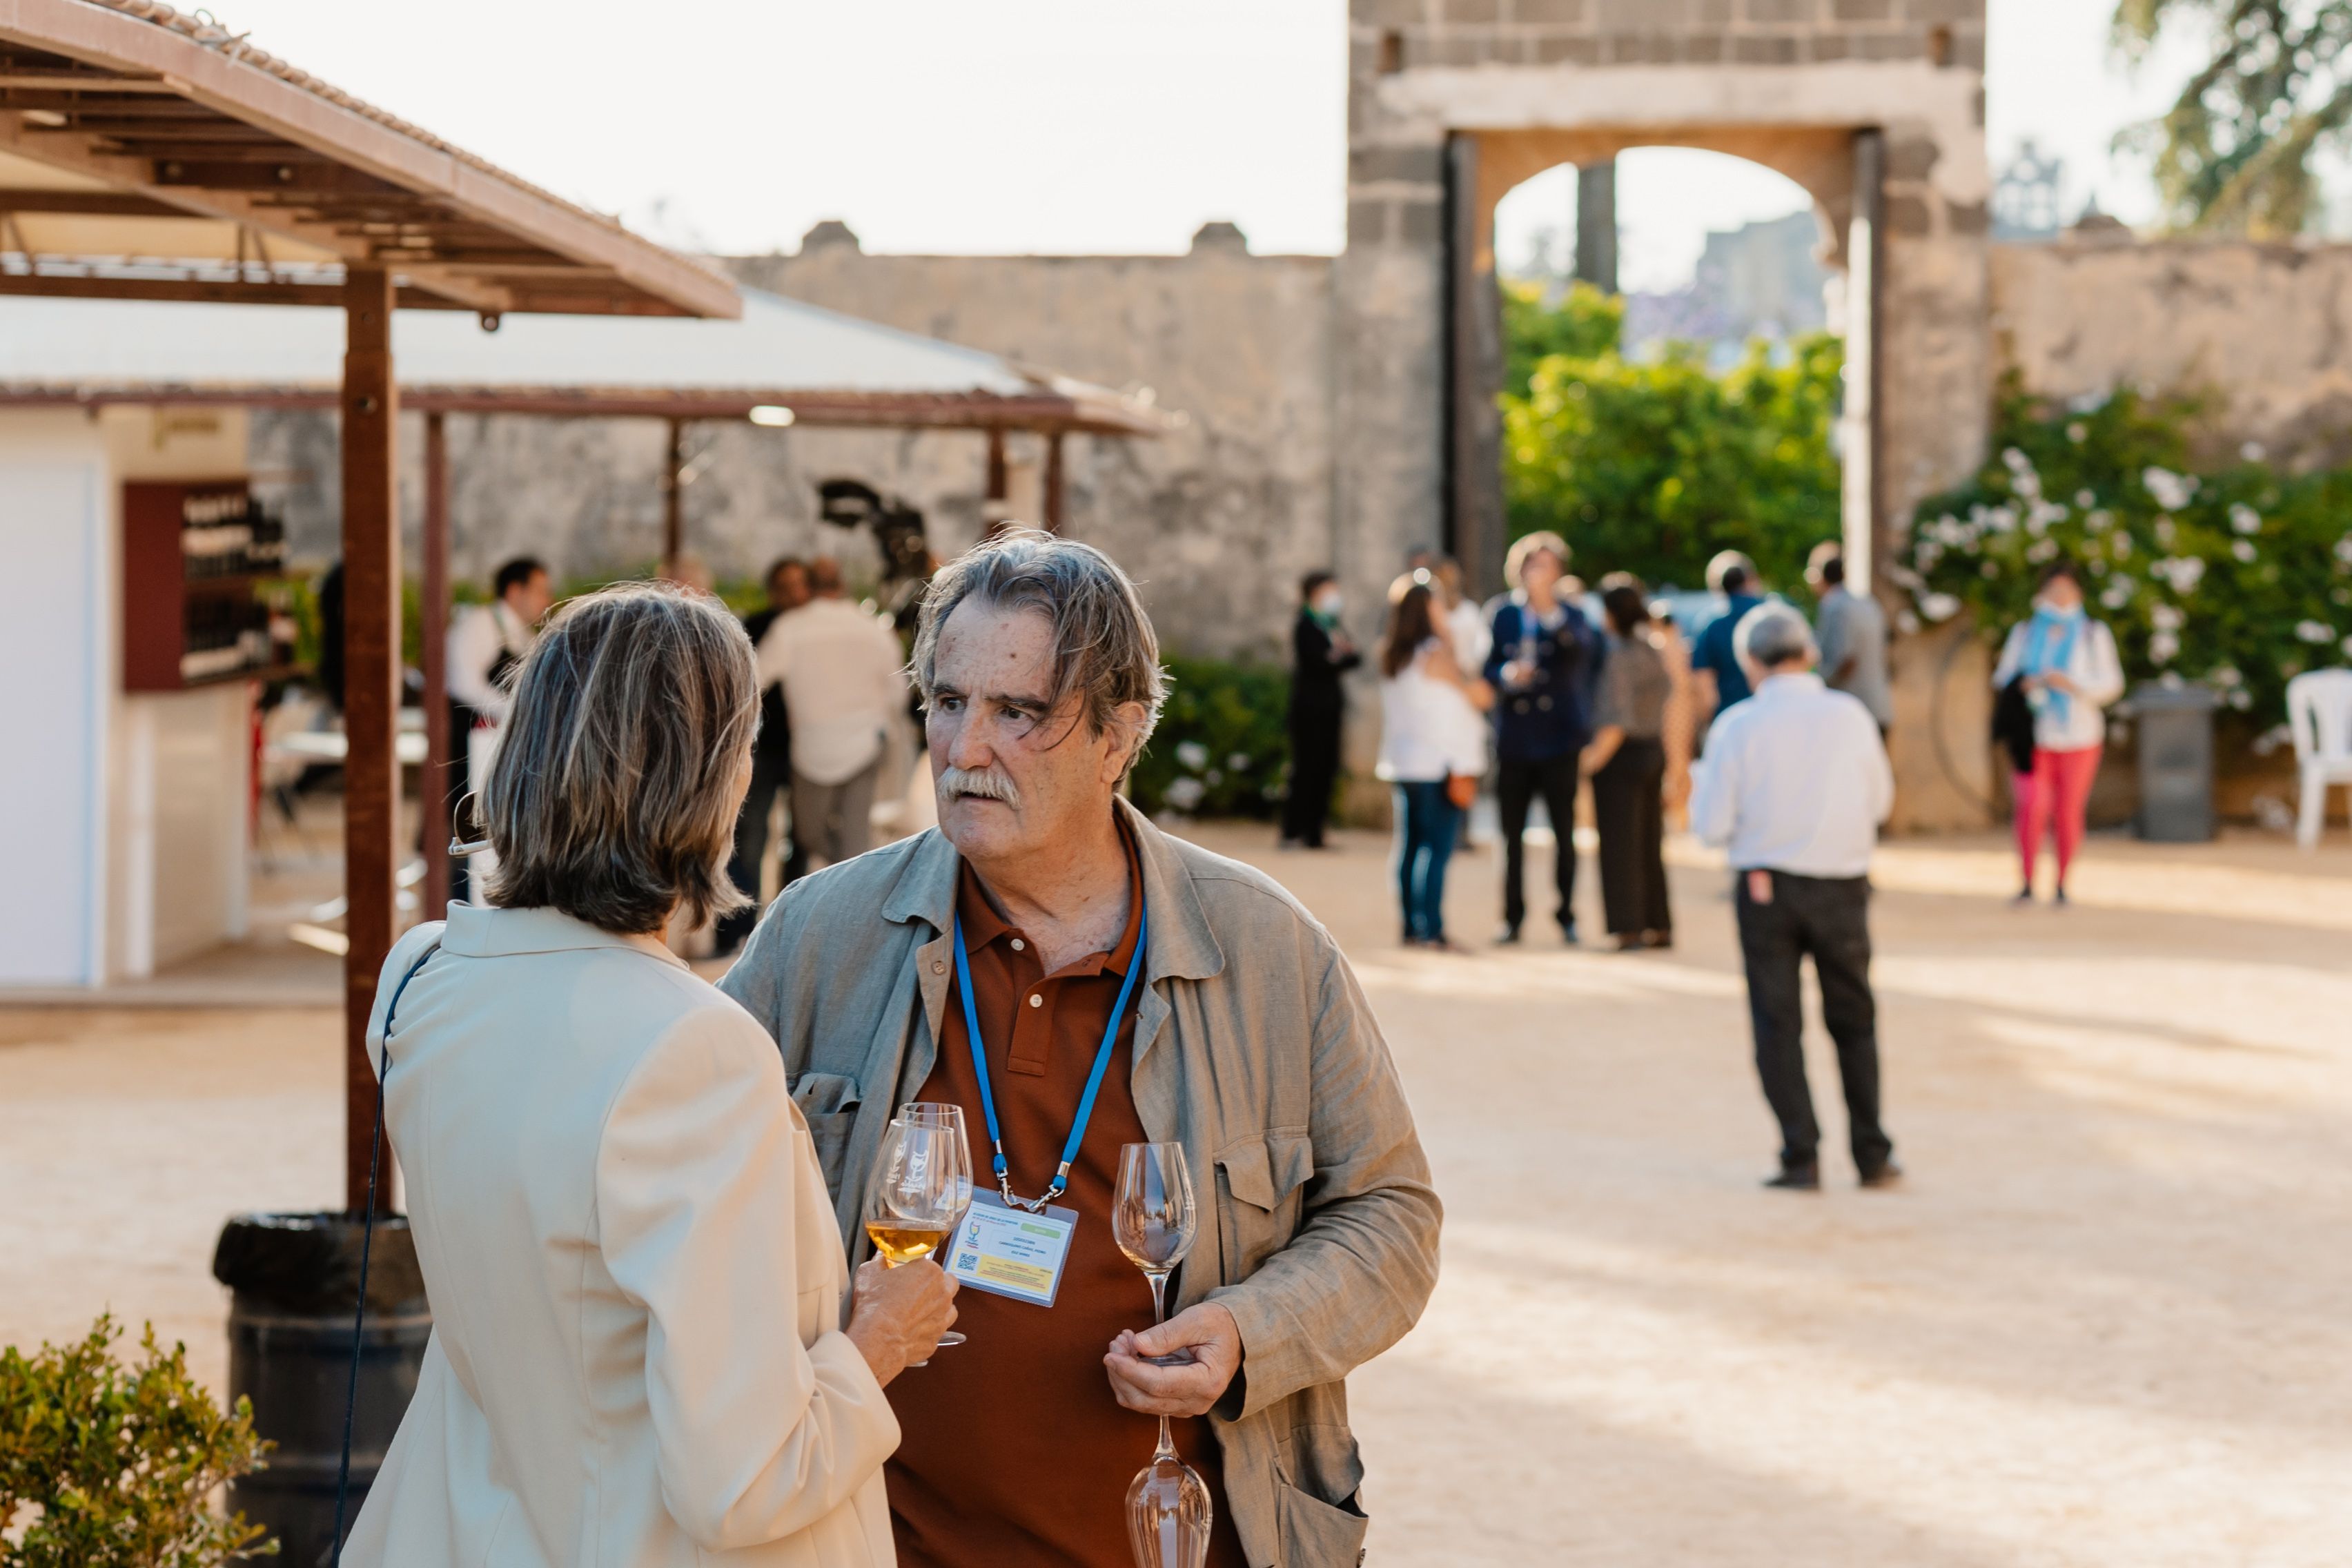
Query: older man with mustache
721 530 1440 1568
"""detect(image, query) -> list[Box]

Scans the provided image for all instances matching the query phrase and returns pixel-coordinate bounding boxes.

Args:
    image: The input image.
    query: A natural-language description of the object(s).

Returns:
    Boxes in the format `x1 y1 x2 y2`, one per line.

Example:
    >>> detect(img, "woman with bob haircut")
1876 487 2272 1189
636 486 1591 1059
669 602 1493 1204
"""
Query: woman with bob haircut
344 582 957 1568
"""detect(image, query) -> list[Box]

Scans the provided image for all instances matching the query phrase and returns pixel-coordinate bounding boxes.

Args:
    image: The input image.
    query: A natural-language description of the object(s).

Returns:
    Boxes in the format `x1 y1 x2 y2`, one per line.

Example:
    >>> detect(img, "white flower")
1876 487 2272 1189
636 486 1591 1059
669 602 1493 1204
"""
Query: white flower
2153 556 2205 593
1162 776 1205 812
2150 629 2179 664
2230 688 2253 709
2229 503 2262 535
1173 740 1209 771
2342 633 2352 656
1226 752 1252 772
1919 592 1961 623
2110 531 2132 559
2003 447 2032 473
2100 579 2133 609
2296 620 2336 645
2068 422 2089 444
2211 665 2243 688
2149 602 2184 631
2077 490 2099 509
2252 723 2293 757
2027 538 2060 563
2143 467 2197 510
2335 533 2352 565
2231 539 2258 563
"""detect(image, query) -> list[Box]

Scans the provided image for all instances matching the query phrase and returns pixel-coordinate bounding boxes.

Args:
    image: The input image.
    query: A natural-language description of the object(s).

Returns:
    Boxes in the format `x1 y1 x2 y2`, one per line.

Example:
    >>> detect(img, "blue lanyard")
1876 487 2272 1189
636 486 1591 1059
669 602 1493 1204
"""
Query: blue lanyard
951 901 1148 1213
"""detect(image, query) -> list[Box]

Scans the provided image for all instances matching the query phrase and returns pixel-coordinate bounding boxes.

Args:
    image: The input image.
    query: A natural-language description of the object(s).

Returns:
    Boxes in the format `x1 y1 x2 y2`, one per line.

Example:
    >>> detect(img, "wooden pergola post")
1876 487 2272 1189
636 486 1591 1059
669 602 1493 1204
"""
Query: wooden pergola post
420 411 451 923
1042 431 1066 533
661 416 686 570
341 265 400 1214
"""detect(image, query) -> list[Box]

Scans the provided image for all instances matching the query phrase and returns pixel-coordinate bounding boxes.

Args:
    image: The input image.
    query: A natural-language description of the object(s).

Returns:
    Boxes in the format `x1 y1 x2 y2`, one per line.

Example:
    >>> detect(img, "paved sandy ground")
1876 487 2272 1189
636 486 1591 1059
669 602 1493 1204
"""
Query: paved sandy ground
5 826 2349 1565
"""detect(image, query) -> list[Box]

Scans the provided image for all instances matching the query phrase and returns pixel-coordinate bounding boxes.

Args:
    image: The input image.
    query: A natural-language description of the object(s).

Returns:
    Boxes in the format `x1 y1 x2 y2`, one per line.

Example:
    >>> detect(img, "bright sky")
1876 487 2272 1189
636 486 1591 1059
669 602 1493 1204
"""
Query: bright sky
208 0 2213 282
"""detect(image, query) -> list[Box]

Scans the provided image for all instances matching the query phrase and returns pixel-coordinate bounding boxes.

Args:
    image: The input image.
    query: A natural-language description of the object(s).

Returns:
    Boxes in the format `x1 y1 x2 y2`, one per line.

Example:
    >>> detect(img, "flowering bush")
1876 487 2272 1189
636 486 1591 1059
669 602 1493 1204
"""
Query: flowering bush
1128 657 1291 820
1899 382 2352 723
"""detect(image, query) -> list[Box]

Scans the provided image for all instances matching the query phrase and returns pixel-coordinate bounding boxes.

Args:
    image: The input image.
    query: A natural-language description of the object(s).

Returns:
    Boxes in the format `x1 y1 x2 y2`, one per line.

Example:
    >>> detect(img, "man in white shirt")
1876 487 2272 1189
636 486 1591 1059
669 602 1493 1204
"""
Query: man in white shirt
444 556 550 894
1689 604 1899 1193
754 556 908 868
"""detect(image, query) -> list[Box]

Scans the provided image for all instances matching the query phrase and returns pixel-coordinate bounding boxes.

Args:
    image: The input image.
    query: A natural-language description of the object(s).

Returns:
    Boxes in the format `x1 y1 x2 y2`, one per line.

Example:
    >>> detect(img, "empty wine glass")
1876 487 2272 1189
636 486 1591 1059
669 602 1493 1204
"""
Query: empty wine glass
1114 1141 1212 1568
897 1102 972 1348
862 1117 966 1364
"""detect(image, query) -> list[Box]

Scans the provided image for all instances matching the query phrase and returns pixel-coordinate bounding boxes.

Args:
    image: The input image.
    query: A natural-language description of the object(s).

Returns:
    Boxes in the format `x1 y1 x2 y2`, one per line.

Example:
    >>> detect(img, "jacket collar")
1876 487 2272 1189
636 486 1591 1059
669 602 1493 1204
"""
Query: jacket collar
880 796 1224 986
438 901 687 968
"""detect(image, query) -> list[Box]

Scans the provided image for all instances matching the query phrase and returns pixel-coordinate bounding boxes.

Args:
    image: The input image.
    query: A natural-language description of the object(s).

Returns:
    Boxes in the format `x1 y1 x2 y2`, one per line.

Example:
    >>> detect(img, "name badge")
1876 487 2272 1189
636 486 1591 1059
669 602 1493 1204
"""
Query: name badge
945 1191 1077 1308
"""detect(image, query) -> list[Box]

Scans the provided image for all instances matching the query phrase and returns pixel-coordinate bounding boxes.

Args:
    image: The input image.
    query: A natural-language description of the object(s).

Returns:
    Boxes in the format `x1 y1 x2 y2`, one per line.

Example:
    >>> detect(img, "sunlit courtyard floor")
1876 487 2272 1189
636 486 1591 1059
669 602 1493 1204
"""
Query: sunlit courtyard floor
6 823 2349 1565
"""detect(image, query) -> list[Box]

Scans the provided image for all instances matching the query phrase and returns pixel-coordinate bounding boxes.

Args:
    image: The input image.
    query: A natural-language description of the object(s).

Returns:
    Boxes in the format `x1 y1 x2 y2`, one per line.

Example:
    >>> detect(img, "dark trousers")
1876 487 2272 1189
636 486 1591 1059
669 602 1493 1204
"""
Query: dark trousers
1591 738 1671 937
716 744 801 952
1497 753 1581 934
1283 708 1342 847
1735 870 1894 1173
1393 780 1462 941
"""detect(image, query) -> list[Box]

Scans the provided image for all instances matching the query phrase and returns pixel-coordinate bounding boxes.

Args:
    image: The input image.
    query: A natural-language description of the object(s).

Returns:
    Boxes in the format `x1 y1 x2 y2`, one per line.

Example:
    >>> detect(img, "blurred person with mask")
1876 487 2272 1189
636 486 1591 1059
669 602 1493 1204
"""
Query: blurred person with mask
1807 542 1894 736
1689 549 1766 740
446 556 551 894
1992 560 2123 905
1280 570 1360 851
755 556 909 870
1483 532 1606 945
716 556 812 956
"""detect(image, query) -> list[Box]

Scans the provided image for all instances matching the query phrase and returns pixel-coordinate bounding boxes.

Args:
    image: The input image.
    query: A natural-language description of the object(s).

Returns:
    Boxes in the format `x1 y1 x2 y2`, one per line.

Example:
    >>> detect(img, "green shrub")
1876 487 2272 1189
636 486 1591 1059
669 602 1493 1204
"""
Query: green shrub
1899 381 2352 724
1500 305 1845 593
0 1315 275 1566
1130 657 1293 820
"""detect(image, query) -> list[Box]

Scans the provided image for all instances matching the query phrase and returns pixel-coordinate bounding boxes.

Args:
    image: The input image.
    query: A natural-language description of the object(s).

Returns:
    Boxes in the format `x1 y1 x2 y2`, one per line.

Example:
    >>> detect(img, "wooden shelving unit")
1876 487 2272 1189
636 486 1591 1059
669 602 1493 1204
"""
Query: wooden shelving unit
121 480 291 692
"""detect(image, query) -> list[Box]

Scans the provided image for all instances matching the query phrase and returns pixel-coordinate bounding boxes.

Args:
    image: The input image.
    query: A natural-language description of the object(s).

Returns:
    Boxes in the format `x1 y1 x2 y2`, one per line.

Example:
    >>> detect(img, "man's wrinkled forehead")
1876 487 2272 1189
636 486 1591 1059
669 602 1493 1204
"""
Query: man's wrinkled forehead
928 600 1066 707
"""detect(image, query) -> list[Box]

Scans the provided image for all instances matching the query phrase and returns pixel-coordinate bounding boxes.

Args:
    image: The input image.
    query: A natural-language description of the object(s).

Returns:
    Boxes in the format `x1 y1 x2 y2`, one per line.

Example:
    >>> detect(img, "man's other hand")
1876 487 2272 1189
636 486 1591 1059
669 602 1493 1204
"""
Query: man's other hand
1104 1302 1242 1418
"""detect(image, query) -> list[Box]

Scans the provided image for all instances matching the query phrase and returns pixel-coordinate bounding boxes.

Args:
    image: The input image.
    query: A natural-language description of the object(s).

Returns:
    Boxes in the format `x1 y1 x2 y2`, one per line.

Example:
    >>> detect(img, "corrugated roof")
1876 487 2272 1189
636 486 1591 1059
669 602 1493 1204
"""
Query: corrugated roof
0 283 1168 433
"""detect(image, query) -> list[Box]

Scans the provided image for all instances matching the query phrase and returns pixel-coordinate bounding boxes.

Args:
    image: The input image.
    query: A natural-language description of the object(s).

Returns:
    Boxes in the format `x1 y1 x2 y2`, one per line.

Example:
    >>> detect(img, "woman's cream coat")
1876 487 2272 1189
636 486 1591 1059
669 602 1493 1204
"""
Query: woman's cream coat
342 903 899 1567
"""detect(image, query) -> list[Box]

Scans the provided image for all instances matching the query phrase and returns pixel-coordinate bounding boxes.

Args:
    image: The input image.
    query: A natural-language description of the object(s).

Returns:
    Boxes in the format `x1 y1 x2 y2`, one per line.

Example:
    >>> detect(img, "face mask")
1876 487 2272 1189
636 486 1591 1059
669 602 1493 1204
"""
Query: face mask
1313 591 1344 618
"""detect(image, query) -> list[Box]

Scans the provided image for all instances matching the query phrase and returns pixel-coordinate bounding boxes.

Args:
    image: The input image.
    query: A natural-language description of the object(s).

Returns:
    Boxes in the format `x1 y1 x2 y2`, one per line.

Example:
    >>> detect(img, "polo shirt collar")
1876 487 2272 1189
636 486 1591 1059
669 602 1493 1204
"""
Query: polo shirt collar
438 901 685 968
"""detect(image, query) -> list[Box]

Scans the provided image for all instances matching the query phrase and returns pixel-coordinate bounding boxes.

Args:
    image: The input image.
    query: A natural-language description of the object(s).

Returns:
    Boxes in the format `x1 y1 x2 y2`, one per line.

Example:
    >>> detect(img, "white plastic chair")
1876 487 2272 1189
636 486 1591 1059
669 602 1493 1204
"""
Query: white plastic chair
2287 669 2352 849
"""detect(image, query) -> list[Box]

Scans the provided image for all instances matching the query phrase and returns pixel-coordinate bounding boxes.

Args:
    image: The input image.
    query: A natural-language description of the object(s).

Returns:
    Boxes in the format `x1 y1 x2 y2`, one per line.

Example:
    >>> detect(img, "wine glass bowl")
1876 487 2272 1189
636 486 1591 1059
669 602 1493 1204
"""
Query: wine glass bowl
862 1113 973 1355
1114 1141 1214 1568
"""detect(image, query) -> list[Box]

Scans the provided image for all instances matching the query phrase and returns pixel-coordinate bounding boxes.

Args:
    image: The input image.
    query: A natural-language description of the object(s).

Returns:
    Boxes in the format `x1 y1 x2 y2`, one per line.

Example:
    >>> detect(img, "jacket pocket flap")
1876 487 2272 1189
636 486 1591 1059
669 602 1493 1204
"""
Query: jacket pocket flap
789 1070 861 1119
1217 1133 1313 1211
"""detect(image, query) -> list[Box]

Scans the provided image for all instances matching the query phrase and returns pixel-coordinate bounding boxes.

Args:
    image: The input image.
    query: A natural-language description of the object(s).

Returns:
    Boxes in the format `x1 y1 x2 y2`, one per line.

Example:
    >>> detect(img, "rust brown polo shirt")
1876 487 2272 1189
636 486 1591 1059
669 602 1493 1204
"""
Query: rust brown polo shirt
887 825 1246 1568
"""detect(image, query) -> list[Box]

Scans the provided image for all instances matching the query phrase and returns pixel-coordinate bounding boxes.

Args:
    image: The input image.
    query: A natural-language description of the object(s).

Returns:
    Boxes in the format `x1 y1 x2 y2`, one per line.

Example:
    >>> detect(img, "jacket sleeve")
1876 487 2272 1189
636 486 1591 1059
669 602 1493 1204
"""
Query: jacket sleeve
596 1006 898 1552
1481 605 1512 687
1206 934 1443 1420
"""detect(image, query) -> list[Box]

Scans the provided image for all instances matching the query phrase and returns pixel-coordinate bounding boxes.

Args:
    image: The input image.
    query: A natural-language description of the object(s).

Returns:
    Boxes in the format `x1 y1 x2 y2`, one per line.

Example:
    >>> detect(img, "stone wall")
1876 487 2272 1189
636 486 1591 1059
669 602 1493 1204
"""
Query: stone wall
1991 234 2352 469
257 226 1340 667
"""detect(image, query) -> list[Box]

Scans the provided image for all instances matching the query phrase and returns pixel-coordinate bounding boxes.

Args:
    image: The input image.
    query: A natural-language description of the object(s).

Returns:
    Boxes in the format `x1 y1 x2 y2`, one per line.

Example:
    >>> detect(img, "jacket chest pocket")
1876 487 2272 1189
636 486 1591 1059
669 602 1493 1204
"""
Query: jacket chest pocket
1213 1130 1313 1284
790 1070 862 1192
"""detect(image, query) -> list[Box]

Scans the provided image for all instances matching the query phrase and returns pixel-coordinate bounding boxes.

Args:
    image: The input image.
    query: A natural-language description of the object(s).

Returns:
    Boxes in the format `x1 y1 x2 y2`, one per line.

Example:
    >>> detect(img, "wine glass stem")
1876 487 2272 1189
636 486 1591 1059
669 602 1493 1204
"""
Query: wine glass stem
1147 1271 1176 1460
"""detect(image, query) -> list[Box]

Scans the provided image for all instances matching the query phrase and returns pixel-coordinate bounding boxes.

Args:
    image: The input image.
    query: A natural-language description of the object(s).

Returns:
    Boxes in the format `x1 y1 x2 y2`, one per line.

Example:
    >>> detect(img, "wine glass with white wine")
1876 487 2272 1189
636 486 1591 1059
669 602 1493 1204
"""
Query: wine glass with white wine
896 1102 972 1348
862 1117 968 1364
1113 1140 1211 1568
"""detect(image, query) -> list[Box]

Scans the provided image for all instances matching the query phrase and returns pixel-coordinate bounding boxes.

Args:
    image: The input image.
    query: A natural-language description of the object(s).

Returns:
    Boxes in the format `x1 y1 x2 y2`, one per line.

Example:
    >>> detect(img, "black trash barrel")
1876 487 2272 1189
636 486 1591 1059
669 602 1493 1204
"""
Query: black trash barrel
2130 682 2219 842
212 1211 431 1567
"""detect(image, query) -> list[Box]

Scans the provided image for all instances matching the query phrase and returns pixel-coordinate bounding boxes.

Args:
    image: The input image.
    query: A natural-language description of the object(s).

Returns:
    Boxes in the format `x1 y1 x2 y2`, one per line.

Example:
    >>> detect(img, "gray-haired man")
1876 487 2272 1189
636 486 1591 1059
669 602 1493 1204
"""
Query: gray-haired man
720 529 1440 1568
1689 605 1899 1193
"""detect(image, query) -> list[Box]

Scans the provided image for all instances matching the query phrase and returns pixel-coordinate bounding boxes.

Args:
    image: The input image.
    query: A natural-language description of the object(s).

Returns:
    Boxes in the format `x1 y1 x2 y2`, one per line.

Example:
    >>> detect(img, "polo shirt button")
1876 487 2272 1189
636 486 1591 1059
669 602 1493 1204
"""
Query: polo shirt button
1010 938 1025 952
1028 994 1043 1008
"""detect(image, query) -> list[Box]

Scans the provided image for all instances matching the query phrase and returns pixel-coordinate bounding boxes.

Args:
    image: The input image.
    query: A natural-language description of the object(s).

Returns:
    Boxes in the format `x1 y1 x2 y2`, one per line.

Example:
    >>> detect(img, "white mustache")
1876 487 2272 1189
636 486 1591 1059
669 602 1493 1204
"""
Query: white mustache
938 765 1020 808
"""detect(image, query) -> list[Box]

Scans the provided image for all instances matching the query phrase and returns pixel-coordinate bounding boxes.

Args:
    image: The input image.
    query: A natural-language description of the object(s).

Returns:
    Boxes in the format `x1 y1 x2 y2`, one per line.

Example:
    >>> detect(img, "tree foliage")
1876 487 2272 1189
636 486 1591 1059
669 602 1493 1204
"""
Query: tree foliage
2116 0 2352 236
0 1315 275 1566
1900 380 2352 723
1500 280 1624 399
1500 284 1845 591
1128 656 1292 821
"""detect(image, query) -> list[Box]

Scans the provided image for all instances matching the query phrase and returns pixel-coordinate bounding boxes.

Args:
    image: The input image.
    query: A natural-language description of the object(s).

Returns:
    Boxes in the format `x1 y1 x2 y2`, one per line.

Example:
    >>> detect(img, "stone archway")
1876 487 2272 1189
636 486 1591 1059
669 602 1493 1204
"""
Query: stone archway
1335 1 1994 830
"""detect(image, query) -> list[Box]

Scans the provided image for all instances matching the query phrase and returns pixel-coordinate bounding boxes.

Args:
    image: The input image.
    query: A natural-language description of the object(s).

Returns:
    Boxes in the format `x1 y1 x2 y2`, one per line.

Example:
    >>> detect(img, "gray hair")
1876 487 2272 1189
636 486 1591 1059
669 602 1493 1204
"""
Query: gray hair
482 582 757 934
1734 603 1817 672
910 528 1167 758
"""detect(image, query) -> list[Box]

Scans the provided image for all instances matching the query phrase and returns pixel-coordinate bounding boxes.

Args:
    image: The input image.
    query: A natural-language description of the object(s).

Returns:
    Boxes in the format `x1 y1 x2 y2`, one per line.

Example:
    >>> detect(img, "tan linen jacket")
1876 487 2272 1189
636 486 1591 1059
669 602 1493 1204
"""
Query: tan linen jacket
719 801 1442 1568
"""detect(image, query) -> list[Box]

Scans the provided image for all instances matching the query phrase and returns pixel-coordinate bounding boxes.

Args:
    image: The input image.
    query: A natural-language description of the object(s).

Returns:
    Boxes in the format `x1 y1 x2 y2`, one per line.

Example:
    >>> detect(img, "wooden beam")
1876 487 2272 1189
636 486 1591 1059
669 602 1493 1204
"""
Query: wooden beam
1043 431 1066 533
421 411 452 924
0 70 175 91
0 270 470 308
661 416 685 569
0 186 179 215
340 264 400 1215
0 110 516 313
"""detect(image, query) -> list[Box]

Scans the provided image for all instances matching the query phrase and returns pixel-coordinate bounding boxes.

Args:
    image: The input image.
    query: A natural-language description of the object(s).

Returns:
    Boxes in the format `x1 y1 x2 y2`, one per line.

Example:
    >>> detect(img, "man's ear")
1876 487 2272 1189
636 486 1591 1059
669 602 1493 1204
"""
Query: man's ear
1102 701 1150 781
